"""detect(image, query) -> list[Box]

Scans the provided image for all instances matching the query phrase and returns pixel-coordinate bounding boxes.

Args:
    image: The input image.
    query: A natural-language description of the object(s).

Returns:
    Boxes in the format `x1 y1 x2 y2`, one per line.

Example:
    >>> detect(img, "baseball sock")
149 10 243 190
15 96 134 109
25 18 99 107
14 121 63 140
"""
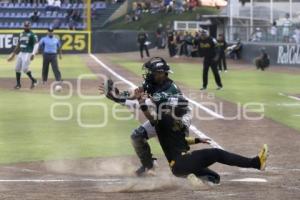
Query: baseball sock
16 72 21 85
26 71 35 82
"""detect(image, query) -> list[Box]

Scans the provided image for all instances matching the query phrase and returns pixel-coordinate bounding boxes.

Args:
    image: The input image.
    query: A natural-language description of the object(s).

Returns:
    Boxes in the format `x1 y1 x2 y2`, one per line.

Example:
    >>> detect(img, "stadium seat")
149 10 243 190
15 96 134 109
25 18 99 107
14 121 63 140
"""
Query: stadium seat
78 3 84 9
15 22 22 28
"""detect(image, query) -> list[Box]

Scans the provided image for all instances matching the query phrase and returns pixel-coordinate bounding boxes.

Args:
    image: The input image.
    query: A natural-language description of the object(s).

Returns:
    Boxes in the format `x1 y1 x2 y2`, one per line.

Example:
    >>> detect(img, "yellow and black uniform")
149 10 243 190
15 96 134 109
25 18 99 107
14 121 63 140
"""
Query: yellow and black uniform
217 39 228 71
154 102 262 184
193 36 223 89
137 32 150 59
167 30 177 57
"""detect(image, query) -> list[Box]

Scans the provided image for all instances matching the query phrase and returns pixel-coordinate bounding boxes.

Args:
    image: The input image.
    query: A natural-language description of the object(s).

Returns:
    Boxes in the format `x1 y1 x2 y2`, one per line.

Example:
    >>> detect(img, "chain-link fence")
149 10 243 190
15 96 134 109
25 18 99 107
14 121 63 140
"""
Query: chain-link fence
226 25 300 43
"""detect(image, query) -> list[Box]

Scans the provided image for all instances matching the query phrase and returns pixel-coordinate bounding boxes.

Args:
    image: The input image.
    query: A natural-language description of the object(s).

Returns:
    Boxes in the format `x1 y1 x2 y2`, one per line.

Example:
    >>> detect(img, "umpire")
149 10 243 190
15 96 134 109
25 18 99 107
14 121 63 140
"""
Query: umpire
193 29 223 90
39 27 62 83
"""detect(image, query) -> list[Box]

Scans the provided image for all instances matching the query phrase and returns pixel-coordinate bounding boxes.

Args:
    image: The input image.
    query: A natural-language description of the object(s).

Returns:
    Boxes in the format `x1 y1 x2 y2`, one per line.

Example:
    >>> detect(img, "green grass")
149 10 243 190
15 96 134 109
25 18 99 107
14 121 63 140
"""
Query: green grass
0 90 162 164
0 55 94 79
107 58 300 132
0 55 161 164
104 7 219 31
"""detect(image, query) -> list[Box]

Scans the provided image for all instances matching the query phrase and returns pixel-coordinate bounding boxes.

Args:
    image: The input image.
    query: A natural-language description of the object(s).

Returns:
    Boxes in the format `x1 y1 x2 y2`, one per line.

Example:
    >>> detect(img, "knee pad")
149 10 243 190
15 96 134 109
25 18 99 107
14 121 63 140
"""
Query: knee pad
131 126 148 145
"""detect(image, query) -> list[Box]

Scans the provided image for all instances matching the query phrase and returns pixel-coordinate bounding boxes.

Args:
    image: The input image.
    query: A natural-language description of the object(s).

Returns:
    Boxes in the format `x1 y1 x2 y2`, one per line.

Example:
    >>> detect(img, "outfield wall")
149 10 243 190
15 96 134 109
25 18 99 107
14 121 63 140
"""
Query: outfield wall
91 31 156 53
0 30 156 54
242 42 300 67
0 30 90 54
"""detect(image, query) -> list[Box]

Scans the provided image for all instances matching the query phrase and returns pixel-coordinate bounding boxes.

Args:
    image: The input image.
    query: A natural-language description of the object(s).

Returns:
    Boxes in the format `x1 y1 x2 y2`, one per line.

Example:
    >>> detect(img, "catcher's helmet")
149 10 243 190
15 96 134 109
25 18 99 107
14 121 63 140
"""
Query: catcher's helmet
143 57 173 74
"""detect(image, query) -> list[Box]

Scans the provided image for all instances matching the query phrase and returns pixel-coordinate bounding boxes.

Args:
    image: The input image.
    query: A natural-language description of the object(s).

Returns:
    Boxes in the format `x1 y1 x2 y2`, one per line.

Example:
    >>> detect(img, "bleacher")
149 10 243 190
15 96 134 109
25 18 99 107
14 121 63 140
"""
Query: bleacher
0 1 119 30
92 3 123 29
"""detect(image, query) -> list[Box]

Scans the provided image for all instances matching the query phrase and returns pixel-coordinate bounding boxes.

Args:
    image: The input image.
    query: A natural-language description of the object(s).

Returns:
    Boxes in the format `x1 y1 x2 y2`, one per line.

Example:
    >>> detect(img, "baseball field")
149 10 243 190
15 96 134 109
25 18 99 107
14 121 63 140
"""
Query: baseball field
0 50 300 199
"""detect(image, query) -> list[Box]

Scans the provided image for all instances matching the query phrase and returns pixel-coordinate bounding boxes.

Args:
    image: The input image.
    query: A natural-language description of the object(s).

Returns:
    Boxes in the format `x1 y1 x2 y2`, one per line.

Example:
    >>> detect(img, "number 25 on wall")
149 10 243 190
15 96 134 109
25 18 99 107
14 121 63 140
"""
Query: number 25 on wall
60 34 86 51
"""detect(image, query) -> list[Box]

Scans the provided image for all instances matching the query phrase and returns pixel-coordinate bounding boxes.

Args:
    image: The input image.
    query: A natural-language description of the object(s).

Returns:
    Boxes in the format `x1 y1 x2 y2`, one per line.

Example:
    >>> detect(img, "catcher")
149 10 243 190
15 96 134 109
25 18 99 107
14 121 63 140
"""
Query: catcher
7 21 39 89
99 57 208 177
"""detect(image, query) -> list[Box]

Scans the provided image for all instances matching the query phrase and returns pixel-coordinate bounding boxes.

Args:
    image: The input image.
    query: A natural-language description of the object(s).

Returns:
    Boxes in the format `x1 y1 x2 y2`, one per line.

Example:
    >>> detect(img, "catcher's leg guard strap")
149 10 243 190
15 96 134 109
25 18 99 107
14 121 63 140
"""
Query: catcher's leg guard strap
131 126 153 169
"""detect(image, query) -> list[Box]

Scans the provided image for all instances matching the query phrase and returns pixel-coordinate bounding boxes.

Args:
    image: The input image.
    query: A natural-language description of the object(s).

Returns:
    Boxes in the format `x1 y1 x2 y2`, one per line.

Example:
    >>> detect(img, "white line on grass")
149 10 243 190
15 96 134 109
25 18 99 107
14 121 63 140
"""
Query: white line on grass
89 54 223 149
89 54 224 119
278 92 300 101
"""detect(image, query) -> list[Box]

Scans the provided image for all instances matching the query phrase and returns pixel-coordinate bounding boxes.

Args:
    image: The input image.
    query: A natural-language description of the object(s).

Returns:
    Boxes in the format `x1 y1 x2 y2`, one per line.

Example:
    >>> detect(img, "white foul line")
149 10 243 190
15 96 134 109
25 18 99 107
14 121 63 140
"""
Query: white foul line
278 92 300 101
89 54 224 119
89 54 223 149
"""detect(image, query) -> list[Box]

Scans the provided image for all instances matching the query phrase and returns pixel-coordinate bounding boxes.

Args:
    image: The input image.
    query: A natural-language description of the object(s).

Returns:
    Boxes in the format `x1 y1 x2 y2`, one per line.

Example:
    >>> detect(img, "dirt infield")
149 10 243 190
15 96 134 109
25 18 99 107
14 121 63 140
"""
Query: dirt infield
0 53 300 199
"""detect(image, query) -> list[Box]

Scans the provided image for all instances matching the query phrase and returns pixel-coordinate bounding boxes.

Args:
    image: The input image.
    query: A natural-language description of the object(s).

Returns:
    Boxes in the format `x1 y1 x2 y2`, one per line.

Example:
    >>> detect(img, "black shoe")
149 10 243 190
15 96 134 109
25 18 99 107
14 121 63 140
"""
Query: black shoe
200 175 221 185
31 79 38 89
14 84 21 89
200 87 207 91
135 158 157 177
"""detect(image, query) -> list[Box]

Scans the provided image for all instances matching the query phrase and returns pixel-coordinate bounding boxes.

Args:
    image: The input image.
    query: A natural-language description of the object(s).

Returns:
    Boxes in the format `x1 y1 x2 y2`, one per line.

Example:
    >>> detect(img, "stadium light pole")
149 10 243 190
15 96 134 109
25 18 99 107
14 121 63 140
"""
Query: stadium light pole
250 0 253 39
290 0 293 21
229 0 233 42
86 0 92 31
270 0 273 23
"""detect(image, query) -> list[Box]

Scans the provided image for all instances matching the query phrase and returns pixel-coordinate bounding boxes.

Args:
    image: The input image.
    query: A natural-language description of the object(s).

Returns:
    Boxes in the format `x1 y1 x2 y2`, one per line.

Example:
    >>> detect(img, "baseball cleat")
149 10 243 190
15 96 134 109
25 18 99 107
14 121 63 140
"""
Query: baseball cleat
14 84 21 89
31 79 38 89
187 174 209 190
200 87 207 91
216 86 223 90
135 159 158 177
135 166 156 177
258 144 268 171
200 175 220 185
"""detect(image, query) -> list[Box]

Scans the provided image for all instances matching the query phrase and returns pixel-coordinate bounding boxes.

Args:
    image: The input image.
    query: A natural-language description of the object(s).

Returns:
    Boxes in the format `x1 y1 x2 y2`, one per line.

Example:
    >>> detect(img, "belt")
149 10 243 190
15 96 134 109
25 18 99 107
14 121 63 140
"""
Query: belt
44 53 57 55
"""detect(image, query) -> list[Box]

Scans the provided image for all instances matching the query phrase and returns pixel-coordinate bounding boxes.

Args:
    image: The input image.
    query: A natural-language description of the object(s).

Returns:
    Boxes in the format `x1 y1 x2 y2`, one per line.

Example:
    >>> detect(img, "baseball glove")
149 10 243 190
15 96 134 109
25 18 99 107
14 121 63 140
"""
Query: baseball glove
103 78 126 104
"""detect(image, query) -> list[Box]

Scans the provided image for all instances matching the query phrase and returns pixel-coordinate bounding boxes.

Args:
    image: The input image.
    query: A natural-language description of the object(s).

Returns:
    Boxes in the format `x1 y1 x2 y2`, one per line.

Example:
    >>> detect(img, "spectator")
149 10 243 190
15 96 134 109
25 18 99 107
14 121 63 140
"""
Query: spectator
229 39 243 60
68 10 81 30
125 14 132 24
270 21 277 42
282 13 292 43
54 0 61 9
292 26 300 44
250 27 262 42
30 9 40 23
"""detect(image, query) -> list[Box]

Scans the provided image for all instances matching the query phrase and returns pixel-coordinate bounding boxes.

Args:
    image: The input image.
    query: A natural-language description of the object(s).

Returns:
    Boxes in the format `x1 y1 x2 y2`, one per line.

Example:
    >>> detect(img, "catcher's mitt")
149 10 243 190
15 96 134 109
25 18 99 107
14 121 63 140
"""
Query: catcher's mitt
103 78 127 104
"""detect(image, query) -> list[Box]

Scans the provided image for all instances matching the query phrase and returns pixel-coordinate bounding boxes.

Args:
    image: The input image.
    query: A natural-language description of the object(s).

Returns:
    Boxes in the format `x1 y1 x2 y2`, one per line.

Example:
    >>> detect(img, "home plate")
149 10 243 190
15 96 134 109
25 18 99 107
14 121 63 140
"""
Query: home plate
230 178 267 183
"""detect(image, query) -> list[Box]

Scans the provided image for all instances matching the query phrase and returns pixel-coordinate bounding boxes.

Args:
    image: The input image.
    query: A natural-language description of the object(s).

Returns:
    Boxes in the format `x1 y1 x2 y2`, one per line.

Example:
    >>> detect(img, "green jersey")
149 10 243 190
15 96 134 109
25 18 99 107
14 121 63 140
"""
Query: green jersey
151 82 180 105
18 31 38 53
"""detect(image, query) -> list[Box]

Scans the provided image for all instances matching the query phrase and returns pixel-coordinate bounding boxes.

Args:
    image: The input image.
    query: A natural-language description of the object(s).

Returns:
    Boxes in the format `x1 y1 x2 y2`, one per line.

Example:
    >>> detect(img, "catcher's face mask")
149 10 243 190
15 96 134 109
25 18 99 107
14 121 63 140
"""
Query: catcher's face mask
142 64 154 84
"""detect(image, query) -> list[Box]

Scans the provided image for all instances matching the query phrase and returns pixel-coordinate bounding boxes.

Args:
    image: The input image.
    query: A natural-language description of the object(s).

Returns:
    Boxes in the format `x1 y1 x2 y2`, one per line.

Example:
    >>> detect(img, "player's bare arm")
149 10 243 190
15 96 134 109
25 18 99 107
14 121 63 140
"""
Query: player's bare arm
31 41 39 61
7 42 20 62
